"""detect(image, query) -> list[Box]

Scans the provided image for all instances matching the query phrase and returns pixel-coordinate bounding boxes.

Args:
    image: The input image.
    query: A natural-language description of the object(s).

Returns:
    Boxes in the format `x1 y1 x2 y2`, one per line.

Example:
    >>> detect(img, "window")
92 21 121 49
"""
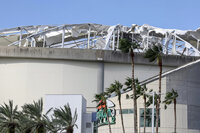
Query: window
128 109 134 114
140 108 160 127
119 109 134 114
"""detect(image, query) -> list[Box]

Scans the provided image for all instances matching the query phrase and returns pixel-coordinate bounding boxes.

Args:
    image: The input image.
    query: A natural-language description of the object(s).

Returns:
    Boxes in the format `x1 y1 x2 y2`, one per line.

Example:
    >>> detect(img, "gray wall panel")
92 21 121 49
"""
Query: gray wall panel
166 62 200 130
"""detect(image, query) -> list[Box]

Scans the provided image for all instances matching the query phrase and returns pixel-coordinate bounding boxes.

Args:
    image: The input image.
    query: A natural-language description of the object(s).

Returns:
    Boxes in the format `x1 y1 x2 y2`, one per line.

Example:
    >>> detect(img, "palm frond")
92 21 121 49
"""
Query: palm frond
0 100 20 132
106 80 123 100
144 44 163 63
163 88 178 109
119 39 140 53
21 98 50 132
53 103 78 132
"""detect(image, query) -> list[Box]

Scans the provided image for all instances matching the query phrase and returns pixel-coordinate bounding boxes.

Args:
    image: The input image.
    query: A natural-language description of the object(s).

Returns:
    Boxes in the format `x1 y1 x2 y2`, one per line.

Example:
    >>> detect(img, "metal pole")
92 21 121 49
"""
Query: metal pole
186 47 189 55
62 27 65 48
19 29 22 47
43 35 46 48
112 30 115 50
93 32 97 48
172 36 177 55
165 33 168 54
147 31 150 49
25 39 28 47
31 38 36 47
87 25 91 49
152 92 155 133
117 27 120 49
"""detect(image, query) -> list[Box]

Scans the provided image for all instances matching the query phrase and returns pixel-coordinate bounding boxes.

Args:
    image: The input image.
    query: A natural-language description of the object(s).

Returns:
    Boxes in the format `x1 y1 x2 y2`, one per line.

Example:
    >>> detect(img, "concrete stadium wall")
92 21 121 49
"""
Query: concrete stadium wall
0 46 198 109
0 58 101 107
104 63 173 89
167 61 200 130
0 57 172 108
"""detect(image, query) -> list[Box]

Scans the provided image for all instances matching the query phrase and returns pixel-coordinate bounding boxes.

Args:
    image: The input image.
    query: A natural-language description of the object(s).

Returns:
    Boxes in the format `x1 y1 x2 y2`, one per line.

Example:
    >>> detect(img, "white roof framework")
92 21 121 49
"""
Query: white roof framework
0 23 200 56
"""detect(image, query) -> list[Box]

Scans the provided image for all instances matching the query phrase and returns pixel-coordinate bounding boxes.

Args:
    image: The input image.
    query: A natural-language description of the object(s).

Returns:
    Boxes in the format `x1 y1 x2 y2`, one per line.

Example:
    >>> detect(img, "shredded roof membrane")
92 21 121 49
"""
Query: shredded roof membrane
0 23 200 56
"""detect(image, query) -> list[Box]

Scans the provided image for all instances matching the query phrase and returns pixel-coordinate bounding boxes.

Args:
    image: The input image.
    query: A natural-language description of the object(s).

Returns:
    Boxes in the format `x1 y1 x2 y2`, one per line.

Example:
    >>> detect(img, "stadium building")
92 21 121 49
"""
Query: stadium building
0 23 199 132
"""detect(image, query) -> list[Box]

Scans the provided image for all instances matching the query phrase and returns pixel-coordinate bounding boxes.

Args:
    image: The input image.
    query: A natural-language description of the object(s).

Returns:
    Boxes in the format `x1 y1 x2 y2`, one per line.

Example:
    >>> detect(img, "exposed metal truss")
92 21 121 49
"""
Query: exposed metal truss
0 23 200 56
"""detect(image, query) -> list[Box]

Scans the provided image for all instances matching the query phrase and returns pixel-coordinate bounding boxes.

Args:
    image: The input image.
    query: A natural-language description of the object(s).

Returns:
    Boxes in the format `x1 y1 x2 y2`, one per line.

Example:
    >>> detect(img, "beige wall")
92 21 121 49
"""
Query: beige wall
104 63 173 89
0 58 100 107
0 58 173 109
98 78 200 133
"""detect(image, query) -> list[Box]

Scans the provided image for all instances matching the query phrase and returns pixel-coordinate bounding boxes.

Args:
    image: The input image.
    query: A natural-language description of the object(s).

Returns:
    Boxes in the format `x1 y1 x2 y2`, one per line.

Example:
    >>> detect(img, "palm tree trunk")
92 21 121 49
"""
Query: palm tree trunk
156 59 162 133
25 129 31 133
38 125 45 133
106 110 112 133
144 95 146 133
8 126 15 133
174 99 177 133
119 100 125 133
131 49 138 133
66 126 74 133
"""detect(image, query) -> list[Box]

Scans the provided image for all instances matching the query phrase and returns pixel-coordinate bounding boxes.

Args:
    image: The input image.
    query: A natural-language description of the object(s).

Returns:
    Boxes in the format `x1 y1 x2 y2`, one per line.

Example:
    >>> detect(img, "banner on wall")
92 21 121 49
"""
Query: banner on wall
96 99 116 126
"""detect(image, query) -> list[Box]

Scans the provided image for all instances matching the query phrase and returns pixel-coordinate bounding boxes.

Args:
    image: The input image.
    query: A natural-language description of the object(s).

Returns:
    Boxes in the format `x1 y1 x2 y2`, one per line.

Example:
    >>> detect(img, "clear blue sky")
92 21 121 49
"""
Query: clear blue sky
1 0 199 30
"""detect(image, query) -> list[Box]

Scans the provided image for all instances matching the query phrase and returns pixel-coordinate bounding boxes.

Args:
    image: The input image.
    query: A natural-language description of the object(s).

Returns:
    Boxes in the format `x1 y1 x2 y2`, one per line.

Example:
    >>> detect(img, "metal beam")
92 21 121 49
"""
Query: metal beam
87 25 91 49
62 27 65 48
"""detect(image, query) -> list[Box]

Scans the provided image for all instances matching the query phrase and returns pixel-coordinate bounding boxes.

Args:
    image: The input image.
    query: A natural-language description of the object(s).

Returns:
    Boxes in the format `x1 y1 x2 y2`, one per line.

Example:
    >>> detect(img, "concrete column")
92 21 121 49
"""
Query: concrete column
43 35 46 48
87 26 91 49
19 29 22 47
112 30 115 50
172 36 177 55
97 62 104 94
62 27 65 48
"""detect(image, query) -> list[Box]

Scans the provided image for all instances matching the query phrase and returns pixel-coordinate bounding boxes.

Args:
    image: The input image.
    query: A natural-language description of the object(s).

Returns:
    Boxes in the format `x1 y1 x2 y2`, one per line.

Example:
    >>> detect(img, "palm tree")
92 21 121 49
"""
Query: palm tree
106 80 125 133
53 104 78 133
21 98 51 133
43 115 60 133
93 92 112 133
126 78 149 133
136 84 148 133
119 38 140 133
0 100 20 133
54 104 78 133
144 44 163 133
163 89 178 133
17 112 32 133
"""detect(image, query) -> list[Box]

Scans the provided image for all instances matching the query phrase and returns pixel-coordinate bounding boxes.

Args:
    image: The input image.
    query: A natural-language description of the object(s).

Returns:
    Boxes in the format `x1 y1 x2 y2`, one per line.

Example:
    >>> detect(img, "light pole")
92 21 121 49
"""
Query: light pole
145 91 155 133
146 92 165 133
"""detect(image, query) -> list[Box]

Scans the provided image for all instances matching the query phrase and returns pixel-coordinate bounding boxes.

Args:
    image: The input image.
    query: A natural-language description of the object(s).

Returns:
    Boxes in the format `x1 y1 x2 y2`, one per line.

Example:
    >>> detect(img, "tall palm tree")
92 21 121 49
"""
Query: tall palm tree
144 44 163 133
106 80 125 133
21 98 51 133
163 89 178 133
53 104 78 133
126 78 149 133
0 100 20 133
93 92 112 133
136 84 148 133
119 38 140 133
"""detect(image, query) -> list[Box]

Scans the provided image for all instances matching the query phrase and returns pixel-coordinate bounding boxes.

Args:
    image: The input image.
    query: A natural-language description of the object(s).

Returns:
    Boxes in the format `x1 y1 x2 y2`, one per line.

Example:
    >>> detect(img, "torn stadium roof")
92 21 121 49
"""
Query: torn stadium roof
0 23 200 56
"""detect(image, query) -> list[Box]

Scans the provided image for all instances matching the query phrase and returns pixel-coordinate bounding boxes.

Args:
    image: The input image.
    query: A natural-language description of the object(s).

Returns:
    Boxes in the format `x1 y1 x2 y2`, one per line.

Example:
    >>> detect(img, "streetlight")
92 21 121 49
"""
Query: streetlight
146 92 165 133
146 92 155 133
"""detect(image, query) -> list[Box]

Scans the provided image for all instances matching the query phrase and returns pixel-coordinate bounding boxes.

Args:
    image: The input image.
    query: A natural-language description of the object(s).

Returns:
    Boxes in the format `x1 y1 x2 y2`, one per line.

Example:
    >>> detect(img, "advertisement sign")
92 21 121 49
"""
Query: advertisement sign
96 99 116 126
